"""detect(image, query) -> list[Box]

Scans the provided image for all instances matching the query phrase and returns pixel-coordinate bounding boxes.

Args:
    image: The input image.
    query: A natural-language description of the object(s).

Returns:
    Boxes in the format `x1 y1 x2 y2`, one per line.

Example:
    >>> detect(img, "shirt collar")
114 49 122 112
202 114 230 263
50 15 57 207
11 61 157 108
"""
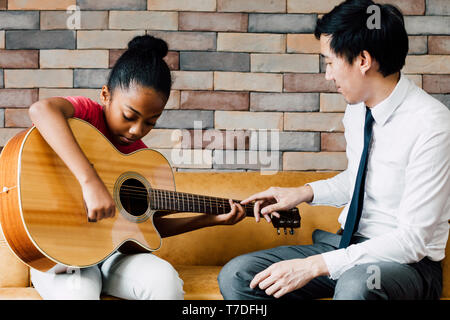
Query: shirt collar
369 74 411 127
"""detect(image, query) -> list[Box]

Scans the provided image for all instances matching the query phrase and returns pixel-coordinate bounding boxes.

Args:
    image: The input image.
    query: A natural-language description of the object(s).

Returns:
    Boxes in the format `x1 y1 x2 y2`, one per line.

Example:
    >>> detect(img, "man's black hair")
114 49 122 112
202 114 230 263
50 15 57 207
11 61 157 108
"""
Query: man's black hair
107 35 172 99
314 0 409 77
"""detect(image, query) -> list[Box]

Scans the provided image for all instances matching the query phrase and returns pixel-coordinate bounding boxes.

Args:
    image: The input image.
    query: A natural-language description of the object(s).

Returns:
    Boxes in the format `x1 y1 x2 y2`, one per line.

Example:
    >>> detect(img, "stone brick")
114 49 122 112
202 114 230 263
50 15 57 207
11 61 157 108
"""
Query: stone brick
0 69 3 88
0 31 4 49
77 30 145 49
214 72 283 92
287 0 342 13
215 111 283 130
429 36 450 54
277 132 320 152
426 0 450 15
0 89 38 107
404 55 450 74
0 0 6 10
405 74 423 88
5 109 31 127
283 152 347 171
165 90 180 109
431 94 450 109
321 133 346 152
5 69 73 88
0 108 3 127
154 110 214 129
0 128 23 147
287 34 321 53
284 73 337 93
40 50 109 69
408 36 427 55
39 88 102 103
180 91 249 111
109 11 178 30
0 50 38 68
249 14 316 33
213 150 282 171
157 148 213 169
147 31 216 51
284 112 344 132
8 0 75 10
179 12 247 32
320 93 347 112
6 30 75 49
377 0 425 15
78 0 146 10
218 0 285 13
180 52 249 72
217 33 285 53
148 0 216 11
0 11 39 29
142 129 183 149
250 93 319 112
251 54 319 73
404 16 450 35
171 71 213 90
109 50 179 70
423 75 450 94
41 11 108 30
74 69 110 88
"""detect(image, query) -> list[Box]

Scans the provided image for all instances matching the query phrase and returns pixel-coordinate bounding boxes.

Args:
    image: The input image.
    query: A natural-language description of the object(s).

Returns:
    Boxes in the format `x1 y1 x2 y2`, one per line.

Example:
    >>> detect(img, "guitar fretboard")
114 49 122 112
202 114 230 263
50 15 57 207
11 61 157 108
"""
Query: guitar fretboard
149 189 254 216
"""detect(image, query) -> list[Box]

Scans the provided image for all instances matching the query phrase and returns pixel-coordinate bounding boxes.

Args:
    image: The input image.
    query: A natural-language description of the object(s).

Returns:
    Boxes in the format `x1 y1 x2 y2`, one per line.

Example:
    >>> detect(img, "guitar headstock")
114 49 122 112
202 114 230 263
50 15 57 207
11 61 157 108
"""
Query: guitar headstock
271 207 301 235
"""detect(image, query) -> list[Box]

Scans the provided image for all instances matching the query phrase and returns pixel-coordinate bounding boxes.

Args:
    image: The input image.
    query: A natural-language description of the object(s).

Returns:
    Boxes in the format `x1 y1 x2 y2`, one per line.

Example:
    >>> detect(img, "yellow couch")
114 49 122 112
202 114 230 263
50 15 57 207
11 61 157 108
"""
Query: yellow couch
0 172 448 300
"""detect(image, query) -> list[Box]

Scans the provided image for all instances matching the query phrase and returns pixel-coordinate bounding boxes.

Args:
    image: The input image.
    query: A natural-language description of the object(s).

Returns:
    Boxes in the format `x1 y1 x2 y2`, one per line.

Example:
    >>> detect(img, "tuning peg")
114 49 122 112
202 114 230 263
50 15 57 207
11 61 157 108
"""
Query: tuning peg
284 228 287 235
290 228 294 235
277 228 280 235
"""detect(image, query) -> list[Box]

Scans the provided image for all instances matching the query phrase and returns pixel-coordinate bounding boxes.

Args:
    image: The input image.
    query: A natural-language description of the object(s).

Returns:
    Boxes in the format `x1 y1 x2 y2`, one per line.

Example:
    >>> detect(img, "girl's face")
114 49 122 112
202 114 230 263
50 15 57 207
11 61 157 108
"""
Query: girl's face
100 84 167 146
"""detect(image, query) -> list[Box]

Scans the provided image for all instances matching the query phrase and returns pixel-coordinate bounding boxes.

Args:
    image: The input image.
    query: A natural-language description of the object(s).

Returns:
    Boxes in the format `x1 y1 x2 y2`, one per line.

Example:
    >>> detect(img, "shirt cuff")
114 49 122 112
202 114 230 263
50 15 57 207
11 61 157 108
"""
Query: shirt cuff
321 249 352 280
305 180 331 206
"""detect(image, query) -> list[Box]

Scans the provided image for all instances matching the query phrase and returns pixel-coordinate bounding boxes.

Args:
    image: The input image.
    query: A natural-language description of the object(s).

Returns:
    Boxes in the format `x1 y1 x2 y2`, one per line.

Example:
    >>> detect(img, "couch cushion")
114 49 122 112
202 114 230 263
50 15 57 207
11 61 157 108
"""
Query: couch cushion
0 229 30 288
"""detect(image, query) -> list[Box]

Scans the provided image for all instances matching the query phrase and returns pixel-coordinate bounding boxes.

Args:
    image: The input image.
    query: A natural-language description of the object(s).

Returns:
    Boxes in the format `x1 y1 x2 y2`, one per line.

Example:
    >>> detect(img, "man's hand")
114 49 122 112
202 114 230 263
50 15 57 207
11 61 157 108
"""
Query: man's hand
249 255 329 298
240 185 313 223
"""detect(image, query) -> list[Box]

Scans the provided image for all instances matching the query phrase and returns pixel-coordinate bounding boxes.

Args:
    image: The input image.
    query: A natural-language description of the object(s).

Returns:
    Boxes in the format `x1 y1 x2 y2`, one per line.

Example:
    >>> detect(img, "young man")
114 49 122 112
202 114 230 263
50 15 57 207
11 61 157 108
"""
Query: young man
218 0 450 300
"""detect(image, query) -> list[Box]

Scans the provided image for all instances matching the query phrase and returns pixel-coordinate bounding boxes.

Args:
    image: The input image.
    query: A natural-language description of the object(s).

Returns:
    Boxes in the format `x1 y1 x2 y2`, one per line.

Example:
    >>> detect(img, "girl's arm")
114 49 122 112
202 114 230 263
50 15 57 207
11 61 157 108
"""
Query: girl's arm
28 97 115 222
154 199 246 238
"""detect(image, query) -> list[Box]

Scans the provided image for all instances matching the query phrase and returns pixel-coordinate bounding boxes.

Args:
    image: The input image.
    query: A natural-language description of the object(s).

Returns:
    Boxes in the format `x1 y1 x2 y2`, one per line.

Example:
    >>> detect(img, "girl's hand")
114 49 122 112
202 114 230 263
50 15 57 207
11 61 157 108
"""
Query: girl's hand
81 176 116 222
212 199 246 226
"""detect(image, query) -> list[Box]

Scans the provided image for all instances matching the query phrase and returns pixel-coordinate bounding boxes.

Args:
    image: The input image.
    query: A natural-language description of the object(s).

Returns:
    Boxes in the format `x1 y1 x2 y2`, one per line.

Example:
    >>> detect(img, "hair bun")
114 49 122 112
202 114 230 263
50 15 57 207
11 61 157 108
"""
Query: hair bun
128 35 168 59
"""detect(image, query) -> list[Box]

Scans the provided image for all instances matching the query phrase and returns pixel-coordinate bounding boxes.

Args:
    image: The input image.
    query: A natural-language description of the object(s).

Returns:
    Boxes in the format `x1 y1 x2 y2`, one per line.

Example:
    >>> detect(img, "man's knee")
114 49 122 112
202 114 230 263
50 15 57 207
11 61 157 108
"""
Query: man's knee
218 254 259 299
333 264 385 300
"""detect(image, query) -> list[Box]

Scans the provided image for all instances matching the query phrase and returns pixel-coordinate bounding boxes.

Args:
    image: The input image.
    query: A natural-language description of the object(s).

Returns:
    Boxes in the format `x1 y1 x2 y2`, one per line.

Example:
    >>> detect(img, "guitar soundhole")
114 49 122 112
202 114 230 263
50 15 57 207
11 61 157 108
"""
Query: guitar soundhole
119 178 149 217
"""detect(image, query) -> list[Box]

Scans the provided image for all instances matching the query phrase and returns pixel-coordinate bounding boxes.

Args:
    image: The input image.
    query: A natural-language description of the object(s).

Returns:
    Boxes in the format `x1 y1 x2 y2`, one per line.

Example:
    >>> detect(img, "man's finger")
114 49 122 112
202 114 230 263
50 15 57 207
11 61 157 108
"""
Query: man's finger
249 268 270 289
240 189 273 205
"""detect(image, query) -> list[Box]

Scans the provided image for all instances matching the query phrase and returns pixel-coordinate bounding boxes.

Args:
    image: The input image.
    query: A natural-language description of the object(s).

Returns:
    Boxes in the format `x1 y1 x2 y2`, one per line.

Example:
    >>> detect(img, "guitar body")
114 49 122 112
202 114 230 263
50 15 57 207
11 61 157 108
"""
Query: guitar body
0 118 175 271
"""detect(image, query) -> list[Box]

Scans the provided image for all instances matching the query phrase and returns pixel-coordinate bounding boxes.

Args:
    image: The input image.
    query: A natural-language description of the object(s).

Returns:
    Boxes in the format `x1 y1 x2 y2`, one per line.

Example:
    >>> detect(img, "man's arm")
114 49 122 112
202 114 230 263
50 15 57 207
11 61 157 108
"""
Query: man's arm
322 129 450 279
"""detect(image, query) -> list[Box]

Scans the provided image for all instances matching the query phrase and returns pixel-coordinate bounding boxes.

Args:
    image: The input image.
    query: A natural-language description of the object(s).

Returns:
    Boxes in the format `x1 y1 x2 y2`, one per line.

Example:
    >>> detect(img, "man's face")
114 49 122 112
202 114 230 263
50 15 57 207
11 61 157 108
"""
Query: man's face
320 35 368 105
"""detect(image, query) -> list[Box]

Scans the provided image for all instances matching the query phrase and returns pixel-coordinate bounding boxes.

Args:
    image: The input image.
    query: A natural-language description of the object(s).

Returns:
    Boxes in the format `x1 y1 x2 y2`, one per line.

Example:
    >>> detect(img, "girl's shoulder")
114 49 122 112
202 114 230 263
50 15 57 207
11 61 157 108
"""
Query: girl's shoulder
63 96 104 127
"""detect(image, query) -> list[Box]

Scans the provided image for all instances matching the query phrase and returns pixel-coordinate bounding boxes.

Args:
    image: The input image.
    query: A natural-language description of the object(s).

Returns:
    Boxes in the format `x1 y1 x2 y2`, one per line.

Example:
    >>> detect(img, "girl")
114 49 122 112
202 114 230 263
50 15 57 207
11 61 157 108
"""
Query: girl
28 35 246 300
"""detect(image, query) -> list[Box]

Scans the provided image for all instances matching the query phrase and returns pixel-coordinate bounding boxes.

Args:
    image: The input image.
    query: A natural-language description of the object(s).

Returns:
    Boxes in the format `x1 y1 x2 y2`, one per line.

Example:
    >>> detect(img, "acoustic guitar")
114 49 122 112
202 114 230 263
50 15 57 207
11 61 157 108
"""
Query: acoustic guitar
0 118 300 272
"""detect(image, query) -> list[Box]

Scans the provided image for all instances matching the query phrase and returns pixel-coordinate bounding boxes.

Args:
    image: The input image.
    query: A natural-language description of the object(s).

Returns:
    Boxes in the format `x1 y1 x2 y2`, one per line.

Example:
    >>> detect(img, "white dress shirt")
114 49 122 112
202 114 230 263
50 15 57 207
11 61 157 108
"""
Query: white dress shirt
307 75 450 280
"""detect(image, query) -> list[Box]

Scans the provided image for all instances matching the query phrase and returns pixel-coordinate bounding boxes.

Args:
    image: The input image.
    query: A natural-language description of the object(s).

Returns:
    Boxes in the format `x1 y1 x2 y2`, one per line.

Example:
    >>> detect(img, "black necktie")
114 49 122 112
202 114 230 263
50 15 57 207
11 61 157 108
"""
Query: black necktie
339 107 375 248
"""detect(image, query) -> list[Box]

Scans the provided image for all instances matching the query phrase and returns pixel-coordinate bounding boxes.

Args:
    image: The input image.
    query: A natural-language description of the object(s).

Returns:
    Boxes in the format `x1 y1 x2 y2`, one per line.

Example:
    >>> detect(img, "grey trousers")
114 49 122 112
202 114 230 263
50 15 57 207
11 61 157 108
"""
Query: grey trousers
218 229 442 300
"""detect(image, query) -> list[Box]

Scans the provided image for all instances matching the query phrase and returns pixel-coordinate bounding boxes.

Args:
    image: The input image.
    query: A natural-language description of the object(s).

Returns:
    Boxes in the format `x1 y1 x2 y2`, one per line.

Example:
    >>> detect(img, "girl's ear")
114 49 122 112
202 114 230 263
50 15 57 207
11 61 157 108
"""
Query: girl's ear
100 85 112 106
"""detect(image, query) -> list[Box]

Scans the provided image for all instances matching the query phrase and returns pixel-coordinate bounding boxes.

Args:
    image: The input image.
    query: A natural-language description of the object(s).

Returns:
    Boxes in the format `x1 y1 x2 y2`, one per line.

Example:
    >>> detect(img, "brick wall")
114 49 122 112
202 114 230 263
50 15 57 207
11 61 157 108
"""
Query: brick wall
0 0 448 173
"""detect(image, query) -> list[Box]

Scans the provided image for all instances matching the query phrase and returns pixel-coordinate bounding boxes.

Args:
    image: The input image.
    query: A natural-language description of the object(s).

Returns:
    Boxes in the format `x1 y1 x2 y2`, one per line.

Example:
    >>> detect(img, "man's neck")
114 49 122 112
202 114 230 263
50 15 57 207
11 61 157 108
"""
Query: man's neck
365 72 401 108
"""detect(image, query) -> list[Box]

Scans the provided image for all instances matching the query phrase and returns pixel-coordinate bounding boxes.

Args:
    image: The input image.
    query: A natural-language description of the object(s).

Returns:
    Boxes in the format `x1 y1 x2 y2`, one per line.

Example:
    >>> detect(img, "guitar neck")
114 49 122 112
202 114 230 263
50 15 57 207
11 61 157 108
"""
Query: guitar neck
149 189 254 217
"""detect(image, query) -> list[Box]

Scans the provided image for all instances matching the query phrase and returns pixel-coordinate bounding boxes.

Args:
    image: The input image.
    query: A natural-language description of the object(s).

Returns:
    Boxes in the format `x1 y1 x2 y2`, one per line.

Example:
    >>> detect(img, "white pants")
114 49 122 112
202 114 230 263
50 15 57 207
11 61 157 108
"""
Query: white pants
30 252 184 300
